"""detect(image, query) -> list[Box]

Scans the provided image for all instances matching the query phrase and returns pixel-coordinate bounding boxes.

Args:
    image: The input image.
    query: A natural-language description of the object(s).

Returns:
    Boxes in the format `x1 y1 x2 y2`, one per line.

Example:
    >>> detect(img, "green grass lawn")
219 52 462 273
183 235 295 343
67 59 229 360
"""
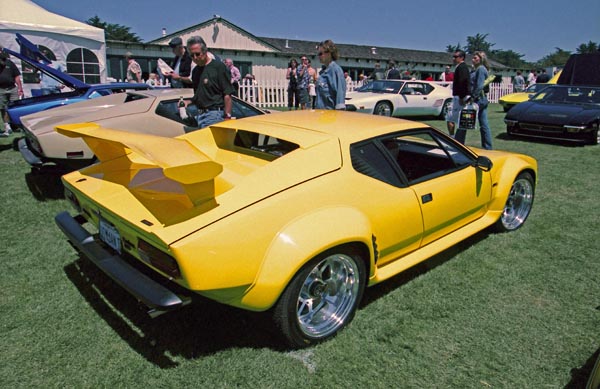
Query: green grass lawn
1 104 598 388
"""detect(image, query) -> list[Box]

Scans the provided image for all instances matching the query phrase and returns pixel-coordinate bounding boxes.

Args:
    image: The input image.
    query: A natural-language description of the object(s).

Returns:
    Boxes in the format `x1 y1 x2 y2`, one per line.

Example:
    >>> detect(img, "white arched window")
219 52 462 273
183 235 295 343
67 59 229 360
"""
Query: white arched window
66 48 100 84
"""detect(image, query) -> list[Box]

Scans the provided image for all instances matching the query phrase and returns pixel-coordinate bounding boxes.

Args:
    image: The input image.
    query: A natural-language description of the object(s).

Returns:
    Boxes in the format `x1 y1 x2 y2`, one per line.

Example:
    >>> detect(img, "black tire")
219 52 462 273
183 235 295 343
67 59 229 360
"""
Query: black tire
589 128 599 145
438 99 452 119
273 247 366 348
373 101 392 117
494 172 535 232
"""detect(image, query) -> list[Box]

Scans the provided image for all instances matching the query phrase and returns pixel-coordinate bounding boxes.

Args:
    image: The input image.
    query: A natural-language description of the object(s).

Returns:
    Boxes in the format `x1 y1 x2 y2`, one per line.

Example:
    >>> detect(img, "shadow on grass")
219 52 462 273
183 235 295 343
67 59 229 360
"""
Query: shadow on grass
361 230 489 307
63 229 491 366
0 143 14 152
566 346 600 388
24 167 67 201
496 132 588 147
64 257 282 368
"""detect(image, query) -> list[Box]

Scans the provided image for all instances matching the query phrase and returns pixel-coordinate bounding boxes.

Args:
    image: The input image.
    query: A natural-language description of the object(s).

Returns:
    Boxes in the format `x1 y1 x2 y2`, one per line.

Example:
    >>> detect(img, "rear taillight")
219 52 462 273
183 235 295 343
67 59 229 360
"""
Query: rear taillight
137 239 180 279
66 151 85 159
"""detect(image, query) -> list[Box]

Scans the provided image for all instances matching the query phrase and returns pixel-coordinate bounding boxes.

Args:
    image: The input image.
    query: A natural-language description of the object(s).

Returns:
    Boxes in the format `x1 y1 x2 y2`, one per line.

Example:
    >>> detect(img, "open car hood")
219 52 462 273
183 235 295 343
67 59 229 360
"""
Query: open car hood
3 33 88 90
558 53 600 86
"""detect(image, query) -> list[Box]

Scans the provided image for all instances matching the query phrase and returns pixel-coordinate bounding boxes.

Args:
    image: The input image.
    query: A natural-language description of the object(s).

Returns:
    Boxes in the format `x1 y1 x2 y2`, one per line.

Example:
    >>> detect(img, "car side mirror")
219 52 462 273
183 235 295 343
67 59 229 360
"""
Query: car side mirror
473 156 493 172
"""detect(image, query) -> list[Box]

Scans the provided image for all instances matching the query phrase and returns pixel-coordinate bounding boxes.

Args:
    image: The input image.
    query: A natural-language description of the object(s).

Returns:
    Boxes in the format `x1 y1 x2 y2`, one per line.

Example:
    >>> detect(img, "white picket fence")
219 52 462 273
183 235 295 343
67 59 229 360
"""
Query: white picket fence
238 80 516 108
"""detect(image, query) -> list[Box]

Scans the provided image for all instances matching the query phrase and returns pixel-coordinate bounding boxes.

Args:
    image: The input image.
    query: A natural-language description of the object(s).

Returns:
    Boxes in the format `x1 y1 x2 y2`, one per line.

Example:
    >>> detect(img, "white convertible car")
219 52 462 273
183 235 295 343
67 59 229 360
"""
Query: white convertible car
345 80 452 119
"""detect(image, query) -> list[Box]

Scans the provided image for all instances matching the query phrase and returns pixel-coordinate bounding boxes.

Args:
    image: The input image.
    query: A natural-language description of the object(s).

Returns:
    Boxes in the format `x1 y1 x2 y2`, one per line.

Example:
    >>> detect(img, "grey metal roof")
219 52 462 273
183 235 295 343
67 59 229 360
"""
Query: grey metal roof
259 37 507 70
144 17 507 70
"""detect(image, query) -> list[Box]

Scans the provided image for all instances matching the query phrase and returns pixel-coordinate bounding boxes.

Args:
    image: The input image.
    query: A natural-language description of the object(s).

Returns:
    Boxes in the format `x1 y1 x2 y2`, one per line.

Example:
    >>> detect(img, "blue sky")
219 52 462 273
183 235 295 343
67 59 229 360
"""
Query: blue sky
33 0 599 62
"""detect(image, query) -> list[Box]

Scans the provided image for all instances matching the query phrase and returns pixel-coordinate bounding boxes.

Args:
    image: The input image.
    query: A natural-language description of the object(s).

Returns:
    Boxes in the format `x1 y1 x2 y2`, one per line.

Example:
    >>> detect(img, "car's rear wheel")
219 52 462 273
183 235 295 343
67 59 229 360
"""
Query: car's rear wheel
273 248 366 348
494 172 535 232
373 101 392 117
439 99 452 119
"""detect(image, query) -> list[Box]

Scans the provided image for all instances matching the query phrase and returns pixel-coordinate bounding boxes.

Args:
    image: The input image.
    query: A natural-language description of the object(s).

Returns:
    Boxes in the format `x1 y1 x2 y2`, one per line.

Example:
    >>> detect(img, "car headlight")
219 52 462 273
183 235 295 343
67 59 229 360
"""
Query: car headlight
564 125 587 132
504 119 518 125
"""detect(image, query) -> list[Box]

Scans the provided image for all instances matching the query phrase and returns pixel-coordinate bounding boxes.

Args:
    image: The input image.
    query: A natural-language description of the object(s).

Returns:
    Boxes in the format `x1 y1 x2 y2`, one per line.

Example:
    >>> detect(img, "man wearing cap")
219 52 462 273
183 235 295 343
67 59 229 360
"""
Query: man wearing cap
187 36 234 129
168 37 193 88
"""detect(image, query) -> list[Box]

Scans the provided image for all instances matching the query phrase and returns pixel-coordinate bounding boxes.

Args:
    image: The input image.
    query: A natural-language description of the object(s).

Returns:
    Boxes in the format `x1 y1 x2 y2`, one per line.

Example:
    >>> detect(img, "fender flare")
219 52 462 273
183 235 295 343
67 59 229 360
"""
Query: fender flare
489 159 537 212
239 206 374 310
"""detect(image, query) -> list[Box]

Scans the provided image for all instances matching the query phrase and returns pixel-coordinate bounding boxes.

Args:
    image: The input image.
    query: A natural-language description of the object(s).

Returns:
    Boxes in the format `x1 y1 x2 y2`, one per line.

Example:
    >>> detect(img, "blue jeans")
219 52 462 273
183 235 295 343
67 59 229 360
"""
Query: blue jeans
195 110 225 129
455 104 493 150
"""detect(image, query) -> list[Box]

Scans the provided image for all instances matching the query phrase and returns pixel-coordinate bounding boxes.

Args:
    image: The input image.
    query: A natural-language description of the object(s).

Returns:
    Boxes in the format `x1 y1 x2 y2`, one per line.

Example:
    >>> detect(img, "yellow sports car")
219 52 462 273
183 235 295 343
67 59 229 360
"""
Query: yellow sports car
55 111 537 348
499 71 561 112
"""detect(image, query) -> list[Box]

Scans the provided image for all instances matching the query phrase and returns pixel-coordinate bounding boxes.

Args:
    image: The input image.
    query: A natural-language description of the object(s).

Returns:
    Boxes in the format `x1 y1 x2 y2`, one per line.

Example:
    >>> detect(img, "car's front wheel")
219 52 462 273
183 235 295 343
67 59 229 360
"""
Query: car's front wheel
373 101 392 117
494 172 535 232
273 248 366 348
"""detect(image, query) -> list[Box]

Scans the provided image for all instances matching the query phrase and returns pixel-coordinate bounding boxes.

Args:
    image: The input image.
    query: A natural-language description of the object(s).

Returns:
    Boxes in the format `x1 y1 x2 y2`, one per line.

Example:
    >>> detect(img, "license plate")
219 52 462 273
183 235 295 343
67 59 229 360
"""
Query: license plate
99 219 121 254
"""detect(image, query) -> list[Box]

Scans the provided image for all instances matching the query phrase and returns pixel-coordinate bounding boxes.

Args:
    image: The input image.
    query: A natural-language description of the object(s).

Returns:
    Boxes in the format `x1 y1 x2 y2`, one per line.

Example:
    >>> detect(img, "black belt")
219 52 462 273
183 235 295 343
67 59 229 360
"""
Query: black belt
197 106 223 113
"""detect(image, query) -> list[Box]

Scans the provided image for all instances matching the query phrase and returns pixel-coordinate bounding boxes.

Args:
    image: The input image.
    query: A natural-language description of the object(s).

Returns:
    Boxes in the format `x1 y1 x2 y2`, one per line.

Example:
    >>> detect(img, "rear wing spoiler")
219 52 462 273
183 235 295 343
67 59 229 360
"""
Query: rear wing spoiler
56 123 223 205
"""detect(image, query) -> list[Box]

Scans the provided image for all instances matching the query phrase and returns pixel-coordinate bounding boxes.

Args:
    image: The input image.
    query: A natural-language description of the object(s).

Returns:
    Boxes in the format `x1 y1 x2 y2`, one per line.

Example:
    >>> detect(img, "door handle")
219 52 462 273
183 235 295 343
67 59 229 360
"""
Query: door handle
421 193 433 203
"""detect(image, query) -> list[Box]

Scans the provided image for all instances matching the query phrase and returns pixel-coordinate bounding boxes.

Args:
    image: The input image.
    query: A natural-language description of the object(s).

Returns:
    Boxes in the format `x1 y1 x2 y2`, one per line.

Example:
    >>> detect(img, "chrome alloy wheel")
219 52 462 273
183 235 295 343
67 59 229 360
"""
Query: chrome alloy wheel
501 175 534 231
374 102 392 116
296 254 361 338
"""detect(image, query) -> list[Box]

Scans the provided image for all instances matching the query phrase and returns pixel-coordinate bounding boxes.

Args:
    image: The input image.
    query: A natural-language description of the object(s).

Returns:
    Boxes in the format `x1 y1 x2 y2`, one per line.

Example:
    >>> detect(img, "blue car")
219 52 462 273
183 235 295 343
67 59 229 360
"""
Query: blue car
3 35 149 129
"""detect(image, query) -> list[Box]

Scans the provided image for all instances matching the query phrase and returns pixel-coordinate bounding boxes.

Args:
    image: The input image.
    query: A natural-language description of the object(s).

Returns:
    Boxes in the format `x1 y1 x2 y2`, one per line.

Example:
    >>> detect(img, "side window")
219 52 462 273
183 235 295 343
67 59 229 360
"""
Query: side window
155 98 197 127
231 99 262 119
420 83 433 95
351 141 401 187
89 89 112 99
382 131 471 184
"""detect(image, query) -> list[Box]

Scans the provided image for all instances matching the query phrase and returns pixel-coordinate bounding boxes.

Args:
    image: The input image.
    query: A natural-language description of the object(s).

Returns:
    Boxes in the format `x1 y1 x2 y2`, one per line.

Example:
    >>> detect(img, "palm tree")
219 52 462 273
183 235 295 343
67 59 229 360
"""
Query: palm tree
576 41 599 54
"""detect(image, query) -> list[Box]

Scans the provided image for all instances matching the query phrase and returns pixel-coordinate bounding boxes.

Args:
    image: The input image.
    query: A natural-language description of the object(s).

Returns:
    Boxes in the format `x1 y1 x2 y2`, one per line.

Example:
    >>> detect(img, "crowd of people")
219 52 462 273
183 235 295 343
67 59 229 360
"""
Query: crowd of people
3 33 557 150
286 40 346 111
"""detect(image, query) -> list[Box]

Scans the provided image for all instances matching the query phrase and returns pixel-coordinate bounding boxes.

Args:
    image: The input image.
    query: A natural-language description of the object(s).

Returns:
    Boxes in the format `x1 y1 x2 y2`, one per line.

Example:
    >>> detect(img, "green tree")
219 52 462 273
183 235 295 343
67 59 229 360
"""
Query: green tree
86 15 142 42
446 43 463 53
490 49 527 68
536 48 572 68
576 41 599 53
466 33 495 54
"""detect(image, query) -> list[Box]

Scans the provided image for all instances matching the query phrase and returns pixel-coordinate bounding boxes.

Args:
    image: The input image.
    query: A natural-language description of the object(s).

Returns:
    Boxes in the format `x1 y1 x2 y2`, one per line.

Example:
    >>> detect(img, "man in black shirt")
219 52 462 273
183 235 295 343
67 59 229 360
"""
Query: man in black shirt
187 36 234 129
0 52 23 136
446 50 471 137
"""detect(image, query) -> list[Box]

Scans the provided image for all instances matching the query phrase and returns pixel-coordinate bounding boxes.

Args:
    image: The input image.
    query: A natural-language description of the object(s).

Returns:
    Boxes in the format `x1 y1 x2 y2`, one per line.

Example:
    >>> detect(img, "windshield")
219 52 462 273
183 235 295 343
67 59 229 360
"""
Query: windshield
533 85 600 104
356 80 404 94
526 83 549 93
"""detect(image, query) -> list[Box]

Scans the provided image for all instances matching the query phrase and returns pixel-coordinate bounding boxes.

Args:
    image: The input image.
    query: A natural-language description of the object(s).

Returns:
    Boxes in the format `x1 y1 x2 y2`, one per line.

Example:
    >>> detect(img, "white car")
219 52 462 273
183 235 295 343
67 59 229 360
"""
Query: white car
345 80 452 119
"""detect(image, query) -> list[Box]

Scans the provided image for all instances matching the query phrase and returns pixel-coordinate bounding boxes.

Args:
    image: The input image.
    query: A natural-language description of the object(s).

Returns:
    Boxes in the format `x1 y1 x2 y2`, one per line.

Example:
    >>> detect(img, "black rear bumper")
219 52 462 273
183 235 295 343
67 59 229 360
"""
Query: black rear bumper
55 211 189 316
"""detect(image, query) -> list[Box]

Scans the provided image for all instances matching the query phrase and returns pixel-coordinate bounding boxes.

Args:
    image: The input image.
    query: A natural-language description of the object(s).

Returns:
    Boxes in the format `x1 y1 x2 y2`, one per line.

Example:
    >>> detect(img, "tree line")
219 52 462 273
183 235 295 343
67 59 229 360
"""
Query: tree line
446 33 599 69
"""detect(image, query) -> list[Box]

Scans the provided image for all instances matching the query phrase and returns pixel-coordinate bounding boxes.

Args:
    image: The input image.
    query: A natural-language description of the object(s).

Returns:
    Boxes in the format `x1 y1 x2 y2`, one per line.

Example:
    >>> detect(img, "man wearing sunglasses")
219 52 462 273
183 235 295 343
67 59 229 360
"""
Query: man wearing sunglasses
187 36 234 129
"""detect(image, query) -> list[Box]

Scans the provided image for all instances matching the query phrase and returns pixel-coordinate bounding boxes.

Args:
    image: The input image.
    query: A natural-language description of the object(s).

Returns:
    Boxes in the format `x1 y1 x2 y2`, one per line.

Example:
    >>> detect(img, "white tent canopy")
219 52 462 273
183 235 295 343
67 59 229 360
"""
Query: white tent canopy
0 0 107 88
